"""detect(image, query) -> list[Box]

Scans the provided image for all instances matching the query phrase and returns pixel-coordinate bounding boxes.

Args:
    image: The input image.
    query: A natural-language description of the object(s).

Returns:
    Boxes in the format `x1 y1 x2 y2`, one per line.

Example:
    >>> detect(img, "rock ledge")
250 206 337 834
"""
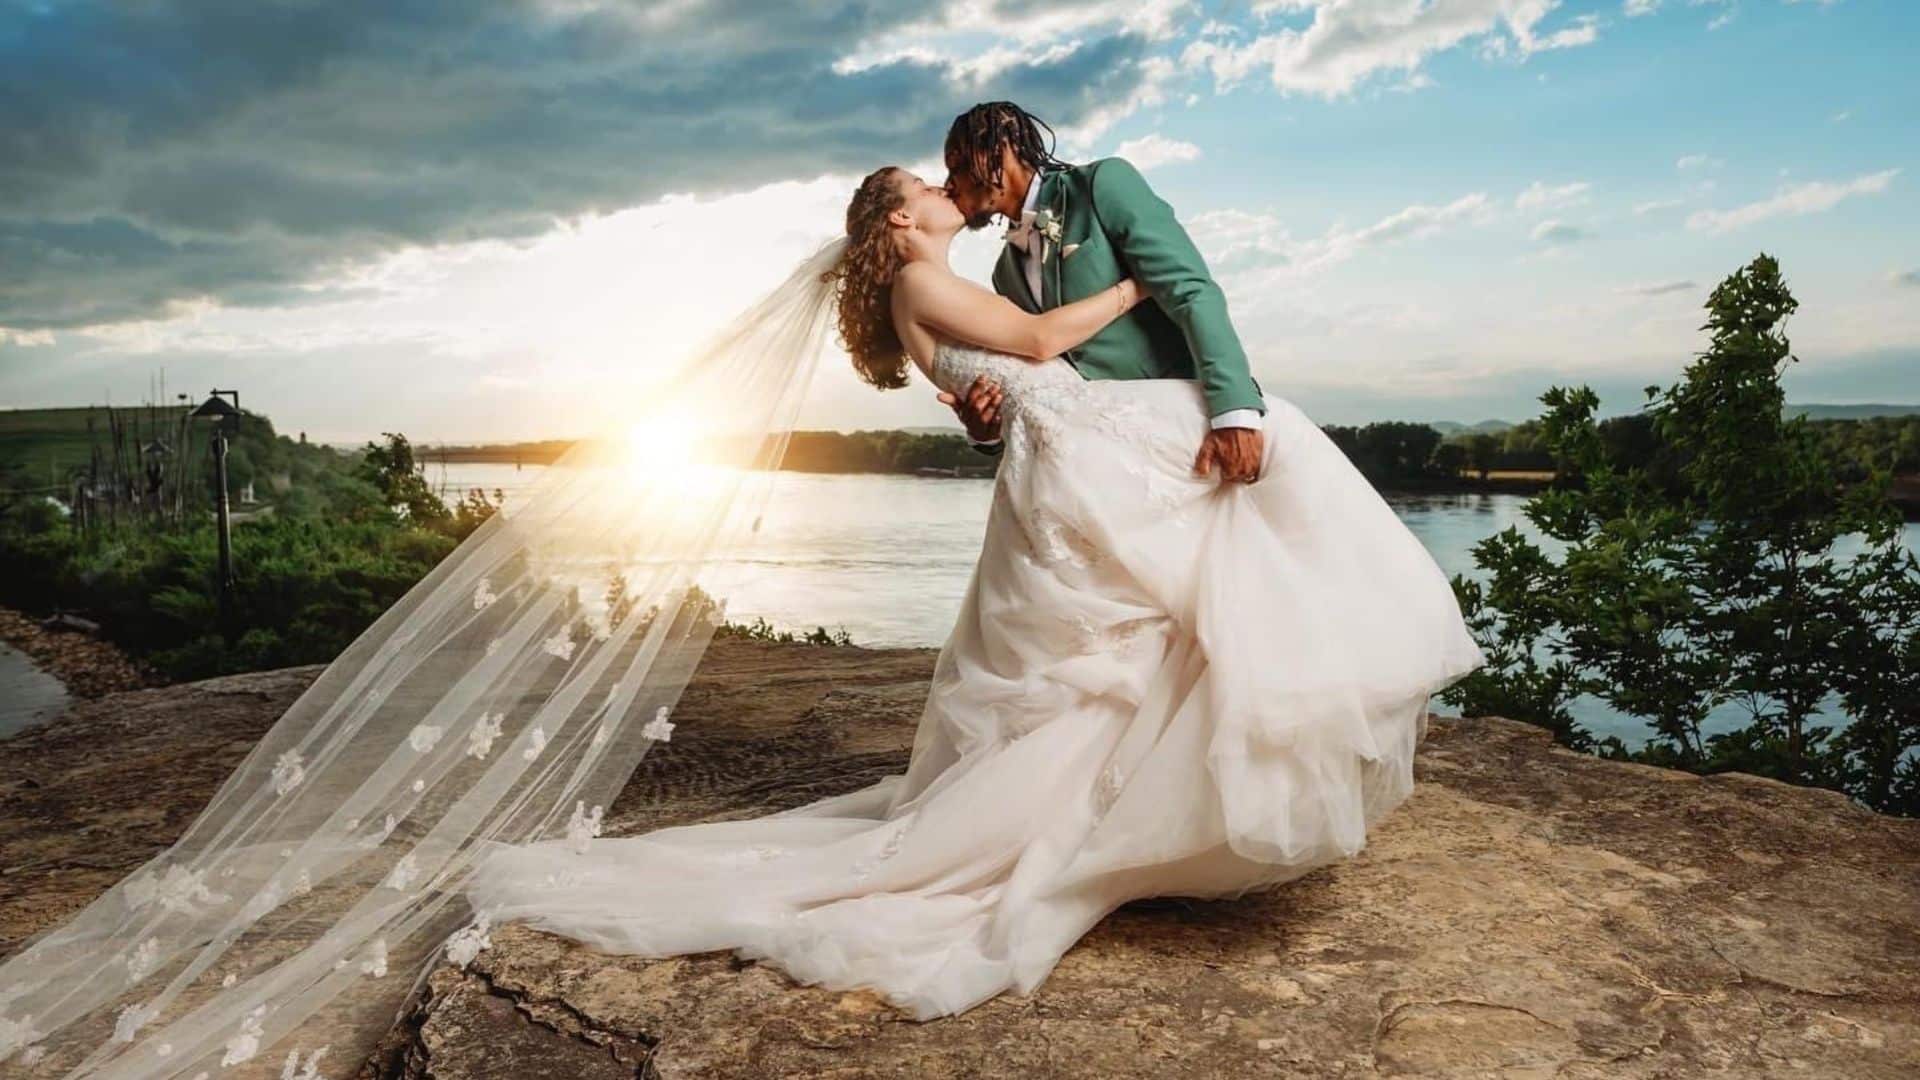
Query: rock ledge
4 640 1917 1078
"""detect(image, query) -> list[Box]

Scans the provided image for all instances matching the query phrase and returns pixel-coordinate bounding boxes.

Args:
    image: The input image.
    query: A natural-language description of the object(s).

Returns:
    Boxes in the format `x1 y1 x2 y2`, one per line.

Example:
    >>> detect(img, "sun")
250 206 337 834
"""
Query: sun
624 416 700 476
616 416 737 507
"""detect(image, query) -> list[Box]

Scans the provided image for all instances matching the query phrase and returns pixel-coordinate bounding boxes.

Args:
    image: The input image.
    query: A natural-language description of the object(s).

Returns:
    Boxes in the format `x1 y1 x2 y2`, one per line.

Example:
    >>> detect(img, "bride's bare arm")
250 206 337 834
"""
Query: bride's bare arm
894 263 1145 362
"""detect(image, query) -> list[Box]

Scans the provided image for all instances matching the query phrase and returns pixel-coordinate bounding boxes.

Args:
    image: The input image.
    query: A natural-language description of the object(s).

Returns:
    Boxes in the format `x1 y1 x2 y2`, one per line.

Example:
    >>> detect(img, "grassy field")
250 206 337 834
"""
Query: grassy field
0 406 196 492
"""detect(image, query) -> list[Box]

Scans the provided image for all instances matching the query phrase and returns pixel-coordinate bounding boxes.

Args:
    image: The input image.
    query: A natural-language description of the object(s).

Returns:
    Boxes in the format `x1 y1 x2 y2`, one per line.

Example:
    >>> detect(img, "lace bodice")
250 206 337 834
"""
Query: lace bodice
928 343 1086 408
927 343 1108 466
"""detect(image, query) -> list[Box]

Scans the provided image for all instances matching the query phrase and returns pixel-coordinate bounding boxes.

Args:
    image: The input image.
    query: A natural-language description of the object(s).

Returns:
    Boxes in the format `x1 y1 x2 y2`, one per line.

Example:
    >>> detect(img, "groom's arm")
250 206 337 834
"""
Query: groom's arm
1090 157 1263 423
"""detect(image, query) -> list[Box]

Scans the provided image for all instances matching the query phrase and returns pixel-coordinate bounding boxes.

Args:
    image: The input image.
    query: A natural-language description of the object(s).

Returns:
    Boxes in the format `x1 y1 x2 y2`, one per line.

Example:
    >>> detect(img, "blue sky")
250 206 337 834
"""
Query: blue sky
1 0 1914 442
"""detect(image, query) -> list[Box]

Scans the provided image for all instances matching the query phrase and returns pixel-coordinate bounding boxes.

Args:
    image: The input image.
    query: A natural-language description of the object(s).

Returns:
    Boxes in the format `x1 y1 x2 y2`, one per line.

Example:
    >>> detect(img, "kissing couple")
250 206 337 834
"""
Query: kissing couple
0 101 1482 1075
466 100 1488 1017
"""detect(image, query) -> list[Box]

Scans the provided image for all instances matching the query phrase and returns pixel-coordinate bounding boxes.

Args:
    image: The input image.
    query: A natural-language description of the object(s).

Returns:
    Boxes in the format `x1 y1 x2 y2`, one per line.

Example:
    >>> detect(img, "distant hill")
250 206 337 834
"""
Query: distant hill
1428 419 1515 437
0 404 194 487
0 404 344 504
1786 403 1920 421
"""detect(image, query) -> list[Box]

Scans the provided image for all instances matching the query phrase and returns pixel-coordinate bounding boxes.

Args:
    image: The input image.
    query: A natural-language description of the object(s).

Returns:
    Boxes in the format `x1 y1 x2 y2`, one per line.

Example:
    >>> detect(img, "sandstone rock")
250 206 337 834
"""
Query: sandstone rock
5 639 1917 1078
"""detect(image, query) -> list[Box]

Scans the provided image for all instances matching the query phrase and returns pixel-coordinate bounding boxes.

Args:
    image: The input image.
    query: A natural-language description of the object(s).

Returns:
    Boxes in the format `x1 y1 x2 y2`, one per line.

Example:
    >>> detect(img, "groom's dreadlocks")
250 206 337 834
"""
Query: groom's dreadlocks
944 101 1073 192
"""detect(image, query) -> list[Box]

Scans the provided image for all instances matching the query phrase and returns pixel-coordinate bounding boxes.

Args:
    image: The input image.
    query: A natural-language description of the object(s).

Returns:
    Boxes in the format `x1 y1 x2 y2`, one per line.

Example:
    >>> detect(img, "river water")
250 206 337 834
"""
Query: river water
429 462 1917 747
425 463 1557 646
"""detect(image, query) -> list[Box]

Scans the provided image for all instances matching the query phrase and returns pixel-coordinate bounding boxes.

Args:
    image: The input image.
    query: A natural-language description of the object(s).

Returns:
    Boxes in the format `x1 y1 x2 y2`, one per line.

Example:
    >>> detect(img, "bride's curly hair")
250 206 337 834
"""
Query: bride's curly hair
824 166 911 390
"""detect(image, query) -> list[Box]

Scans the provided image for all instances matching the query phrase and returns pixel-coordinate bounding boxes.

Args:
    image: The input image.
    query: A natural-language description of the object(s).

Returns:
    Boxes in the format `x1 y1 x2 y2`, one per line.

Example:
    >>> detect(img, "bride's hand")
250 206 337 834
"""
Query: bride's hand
1115 278 1148 311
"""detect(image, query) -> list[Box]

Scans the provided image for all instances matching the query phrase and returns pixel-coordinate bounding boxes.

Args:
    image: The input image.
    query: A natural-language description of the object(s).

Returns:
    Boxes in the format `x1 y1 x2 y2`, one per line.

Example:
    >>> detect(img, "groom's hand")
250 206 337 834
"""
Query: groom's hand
939 375 1004 444
1194 428 1264 484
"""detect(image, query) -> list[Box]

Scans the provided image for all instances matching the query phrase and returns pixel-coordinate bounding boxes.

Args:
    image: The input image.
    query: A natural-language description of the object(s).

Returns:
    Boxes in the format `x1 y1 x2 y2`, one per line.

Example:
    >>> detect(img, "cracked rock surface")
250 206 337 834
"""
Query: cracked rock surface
4 638 1918 1078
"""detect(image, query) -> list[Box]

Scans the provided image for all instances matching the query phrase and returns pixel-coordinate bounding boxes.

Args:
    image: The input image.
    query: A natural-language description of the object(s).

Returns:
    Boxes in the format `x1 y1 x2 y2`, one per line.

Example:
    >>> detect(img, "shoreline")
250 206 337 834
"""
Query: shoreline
417 455 1920 518
420 450 1564 496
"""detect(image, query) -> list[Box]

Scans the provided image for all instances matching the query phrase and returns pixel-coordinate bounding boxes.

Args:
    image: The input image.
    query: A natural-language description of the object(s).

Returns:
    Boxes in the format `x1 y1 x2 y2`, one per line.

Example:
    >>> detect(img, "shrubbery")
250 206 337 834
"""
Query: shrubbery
1441 255 1920 816
0 432 497 680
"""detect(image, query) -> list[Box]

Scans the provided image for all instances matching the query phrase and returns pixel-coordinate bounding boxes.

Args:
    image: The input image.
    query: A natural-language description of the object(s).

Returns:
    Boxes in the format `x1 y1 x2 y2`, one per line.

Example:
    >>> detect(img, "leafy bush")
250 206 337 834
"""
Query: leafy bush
1441 255 1920 815
0 433 487 680
718 615 854 647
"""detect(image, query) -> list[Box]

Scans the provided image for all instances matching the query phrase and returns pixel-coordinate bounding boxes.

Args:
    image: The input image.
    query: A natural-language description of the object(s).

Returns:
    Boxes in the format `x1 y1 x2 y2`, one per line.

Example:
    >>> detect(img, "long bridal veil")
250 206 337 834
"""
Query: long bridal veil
0 237 848 1078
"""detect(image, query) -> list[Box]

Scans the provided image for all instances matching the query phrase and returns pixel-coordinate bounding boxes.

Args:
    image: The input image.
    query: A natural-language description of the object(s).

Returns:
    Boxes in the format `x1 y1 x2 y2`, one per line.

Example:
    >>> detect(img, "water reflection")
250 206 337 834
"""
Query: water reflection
429 463 1915 748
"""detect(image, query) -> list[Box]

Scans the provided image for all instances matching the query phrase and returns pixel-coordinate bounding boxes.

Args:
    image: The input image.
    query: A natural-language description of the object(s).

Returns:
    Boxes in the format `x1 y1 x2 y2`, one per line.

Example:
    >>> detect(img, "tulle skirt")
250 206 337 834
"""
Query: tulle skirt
464 375 1485 1019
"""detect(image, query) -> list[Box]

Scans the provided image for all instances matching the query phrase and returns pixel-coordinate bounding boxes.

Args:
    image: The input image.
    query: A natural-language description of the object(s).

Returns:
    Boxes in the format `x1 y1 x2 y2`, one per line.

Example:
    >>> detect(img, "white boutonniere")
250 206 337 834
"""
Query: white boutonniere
1031 208 1065 262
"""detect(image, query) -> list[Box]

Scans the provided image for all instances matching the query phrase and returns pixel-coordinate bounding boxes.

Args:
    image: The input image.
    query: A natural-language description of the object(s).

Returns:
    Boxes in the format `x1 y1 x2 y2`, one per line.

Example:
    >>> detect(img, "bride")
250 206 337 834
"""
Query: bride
0 166 1482 1076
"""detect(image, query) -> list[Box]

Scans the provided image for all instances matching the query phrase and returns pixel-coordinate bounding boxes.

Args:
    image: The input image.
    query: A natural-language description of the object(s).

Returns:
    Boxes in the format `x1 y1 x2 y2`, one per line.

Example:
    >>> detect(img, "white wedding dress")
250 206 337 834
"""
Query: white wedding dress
462 342 1486 1019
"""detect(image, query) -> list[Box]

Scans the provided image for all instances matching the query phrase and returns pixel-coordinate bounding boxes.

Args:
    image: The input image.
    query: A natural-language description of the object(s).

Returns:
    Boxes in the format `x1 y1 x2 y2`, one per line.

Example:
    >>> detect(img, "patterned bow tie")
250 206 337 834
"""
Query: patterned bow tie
1003 215 1036 250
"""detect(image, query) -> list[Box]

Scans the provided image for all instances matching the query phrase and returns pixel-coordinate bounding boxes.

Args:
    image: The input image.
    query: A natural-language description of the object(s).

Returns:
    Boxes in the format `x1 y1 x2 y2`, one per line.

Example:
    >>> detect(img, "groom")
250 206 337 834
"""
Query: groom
939 101 1265 483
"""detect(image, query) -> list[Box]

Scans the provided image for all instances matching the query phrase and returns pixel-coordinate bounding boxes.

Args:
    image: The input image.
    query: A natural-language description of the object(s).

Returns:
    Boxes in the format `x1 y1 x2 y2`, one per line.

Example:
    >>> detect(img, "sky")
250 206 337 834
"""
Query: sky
1 0 1915 445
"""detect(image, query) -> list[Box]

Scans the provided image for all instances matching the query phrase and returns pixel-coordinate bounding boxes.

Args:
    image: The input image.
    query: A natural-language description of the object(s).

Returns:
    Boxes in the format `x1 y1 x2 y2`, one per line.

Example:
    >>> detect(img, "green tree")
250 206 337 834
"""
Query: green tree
356 433 450 525
1463 432 1501 480
445 487 503 540
1429 440 1468 480
1441 255 1920 814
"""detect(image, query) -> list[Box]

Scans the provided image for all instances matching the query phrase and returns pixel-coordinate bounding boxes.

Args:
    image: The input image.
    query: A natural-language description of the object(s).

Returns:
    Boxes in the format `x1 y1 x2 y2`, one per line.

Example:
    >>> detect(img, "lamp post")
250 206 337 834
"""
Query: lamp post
190 390 242 640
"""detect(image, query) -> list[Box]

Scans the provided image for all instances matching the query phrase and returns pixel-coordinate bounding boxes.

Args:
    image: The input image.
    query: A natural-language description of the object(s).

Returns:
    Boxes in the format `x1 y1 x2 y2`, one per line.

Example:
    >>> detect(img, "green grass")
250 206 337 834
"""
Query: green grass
0 405 194 492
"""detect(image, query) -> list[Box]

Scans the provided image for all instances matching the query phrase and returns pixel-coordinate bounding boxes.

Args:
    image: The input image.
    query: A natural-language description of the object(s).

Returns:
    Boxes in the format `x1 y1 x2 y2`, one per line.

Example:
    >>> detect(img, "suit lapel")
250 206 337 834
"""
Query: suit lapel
1036 169 1066 311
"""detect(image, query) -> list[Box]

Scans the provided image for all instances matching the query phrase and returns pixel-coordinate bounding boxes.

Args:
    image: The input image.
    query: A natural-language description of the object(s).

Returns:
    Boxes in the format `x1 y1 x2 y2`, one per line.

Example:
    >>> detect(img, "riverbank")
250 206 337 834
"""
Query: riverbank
420 443 1559 494
421 450 1920 521
3 638 1915 1077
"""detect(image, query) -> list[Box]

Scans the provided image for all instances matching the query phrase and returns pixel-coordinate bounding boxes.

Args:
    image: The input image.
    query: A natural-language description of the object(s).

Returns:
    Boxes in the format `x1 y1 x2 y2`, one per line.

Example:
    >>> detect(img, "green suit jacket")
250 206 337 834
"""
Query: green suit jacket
991 157 1263 419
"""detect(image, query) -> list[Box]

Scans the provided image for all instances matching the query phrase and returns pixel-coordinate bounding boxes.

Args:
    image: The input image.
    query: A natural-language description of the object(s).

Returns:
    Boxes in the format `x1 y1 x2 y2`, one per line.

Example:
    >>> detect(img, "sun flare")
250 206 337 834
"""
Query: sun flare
625 417 700 476
616 416 737 507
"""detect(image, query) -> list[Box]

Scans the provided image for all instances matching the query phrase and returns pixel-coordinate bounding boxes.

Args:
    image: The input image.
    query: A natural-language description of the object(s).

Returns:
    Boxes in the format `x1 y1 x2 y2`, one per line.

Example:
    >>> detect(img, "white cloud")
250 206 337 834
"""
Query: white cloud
1057 56 1182 149
1891 269 1920 288
1 0 1178 334
1633 198 1685 215
1347 193 1497 247
0 328 57 348
1188 191 1495 280
1686 169 1899 233
1676 153 1720 171
1515 180 1592 212
1530 219 1587 245
1111 133 1202 170
1624 0 1661 15
1183 0 1602 99
1619 279 1698 296
841 0 1189 61
25 167 1031 441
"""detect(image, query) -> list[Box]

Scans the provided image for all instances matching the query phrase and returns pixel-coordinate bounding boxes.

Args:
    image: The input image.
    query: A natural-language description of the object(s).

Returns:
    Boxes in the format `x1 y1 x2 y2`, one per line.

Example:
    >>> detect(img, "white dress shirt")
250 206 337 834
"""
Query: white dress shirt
970 174 1261 450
